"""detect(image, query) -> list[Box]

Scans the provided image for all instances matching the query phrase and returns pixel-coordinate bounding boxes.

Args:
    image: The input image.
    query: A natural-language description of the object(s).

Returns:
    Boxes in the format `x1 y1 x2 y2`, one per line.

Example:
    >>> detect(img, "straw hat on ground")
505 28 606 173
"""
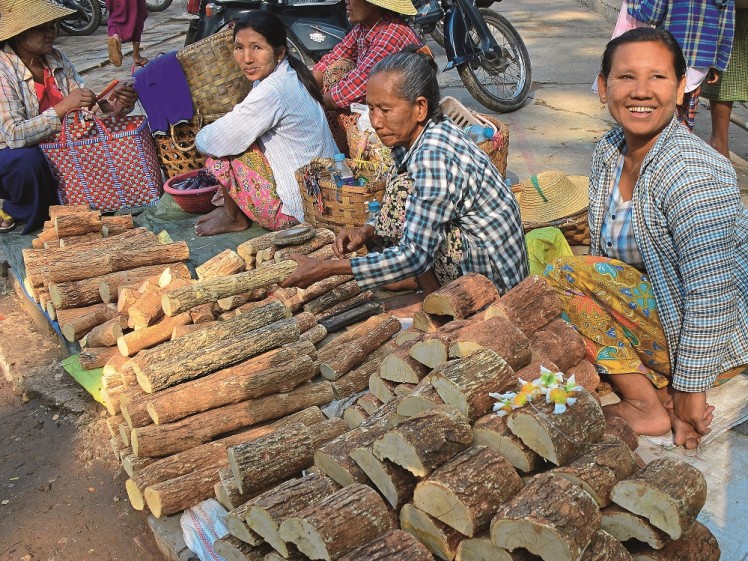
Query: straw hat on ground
514 171 589 224
367 0 417 16
0 0 75 42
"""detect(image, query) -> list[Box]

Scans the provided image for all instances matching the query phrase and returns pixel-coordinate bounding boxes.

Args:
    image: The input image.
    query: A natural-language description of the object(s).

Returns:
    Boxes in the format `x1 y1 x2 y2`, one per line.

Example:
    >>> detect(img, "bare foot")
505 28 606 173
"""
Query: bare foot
195 207 250 236
603 397 671 436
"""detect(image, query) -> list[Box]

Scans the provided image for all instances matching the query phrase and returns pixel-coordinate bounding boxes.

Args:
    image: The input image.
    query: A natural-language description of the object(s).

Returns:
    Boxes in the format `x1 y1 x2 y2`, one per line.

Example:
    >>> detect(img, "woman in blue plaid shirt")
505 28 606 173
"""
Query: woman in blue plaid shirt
545 28 748 449
281 49 527 296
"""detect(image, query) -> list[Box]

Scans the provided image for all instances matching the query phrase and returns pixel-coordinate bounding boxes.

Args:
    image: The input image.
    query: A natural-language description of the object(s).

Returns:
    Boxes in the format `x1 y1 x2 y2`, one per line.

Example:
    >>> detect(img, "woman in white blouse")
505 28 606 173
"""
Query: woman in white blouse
195 11 338 236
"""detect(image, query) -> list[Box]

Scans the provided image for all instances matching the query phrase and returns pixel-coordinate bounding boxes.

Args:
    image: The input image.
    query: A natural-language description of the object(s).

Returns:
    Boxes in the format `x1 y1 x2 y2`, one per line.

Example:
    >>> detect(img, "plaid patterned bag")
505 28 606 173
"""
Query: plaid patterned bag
40 109 162 212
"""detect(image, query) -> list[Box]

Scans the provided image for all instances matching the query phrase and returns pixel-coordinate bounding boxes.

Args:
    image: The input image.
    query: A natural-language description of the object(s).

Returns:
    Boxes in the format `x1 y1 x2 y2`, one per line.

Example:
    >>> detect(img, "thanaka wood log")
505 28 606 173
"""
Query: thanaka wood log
349 446 416 510
61 304 118 342
120 387 153 428
196 249 246 280
409 320 471 369
396 377 445 418
275 274 354 312
116 287 140 314
171 321 216 339
551 435 637 507
314 291 375 322
144 465 222 517
237 230 279 262
48 204 90 218
119 422 131 446
319 301 383 333
567 360 601 394
490 472 601 561
395 327 421 346
117 313 191 356
472 412 542 473
101 214 134 237
307 243 336 261
513 358 560 383
274 229 335 261
302 280 362 315
188 302 215 324
50 276 107 309
600 505 669 549
627 521 720 561
317 313 398 359
455 531 514 561
106 414 127 438
300 323 327 345
119 359 138 386
161 261 297 316
343 405 368 429
579 530 633 561
372 405 473 477
227 503 264 545
330 341 397 400
338 529 434 561
529 318 586 372
610 457 706 540
83 317 123 348
431 348 518 421
278 483 392 561
53 302 109 326
129 278 190 328
110 435 129 462
264 549 306 561
79 346 119 370
217 296 282 320
146 351 316 425
412 310 450 333
396 383 415 395
215 467 254 510
216 289 268 311
379 340 431 384
369 371 398 404
213 536 271 561
121 454 157 478
131 381 333 457
400 503 464 561
59 232 102 247
413 446 523 537
487 275 563 336
54 211 102 238
101 368 124 391
98 262 190 303
422 272 500 318
245 472 342 557
605 416 639 452
507 388 606 466
447 316 532 372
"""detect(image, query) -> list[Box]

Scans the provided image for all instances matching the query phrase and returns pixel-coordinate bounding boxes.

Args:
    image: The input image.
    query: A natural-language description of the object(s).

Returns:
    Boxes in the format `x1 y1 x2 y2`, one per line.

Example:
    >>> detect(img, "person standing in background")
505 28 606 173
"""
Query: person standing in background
702 3 747 158
627 0 734 131
107 0 148 68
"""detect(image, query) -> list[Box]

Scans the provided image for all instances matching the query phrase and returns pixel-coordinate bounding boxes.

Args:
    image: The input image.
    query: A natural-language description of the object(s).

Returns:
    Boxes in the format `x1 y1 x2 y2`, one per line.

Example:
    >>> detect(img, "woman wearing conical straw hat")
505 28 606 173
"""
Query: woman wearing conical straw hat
0 0 138 234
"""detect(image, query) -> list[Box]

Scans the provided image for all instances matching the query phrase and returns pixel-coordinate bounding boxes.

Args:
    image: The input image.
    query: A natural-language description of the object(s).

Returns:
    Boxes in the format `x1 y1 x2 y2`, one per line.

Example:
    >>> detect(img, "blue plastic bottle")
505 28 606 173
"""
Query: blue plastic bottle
365 200 381 227
333 153 355 187
465 125 495 144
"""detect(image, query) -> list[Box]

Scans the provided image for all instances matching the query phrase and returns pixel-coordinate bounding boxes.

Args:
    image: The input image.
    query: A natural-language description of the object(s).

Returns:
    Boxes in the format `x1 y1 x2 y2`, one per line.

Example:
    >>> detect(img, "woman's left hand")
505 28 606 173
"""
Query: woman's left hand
279 253 351 289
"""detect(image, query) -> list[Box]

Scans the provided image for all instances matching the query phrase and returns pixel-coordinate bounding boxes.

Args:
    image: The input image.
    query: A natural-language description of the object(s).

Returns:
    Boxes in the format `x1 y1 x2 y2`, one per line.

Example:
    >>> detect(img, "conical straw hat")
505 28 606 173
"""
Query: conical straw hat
515 171 589 224
367 0 417 16
0 0 75 42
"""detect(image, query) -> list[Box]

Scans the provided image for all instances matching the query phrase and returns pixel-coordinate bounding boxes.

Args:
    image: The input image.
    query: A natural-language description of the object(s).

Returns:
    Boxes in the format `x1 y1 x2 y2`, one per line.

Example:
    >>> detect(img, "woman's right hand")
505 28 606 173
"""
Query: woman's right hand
54 88 97 118
334 225 375 257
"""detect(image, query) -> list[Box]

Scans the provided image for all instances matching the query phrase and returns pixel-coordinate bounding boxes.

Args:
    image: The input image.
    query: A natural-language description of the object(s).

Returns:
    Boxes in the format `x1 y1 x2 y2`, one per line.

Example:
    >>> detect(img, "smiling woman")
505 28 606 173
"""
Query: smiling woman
543 28 748 450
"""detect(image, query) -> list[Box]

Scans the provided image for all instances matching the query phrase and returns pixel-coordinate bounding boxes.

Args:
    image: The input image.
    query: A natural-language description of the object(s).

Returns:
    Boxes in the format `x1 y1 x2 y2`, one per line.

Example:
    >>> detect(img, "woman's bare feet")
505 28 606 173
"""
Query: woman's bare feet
195 206 250 236
602 373 671 436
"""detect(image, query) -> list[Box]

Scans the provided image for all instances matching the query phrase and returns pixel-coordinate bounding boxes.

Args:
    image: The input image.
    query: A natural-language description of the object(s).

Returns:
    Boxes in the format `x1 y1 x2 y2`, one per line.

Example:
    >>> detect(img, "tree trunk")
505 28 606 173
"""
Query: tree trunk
245 472 341 558
627 521 720 561
529 318 586 372
472 413 541 473
600 505 669 550
303 280 362 315
489 275 562 336
161 261 297 316
455 532 513 561
551 435 638 507
400 503 464 561
409 320 471 369
490 472 601 561
278 483 392 561
413 446 523 537
83 317 123 347
274 275 353 313
330 341 397 400
396 378 445 418
213 536 271 561
379 340 431 384
610 457 707 540
579 530 634 561
431 348 518 421
338 529 434 561
507 388 606 466
79 346 119 370
131 382 333 457
448 316 532 372
422 273 500 318
319 302 383 333
215 467 254 511
195 249 246 280
61 304 118 342
412 310 450 333
349 446 416 510
54 211 102 238
117 313 192 356
372 405 473 477
98 262 190 303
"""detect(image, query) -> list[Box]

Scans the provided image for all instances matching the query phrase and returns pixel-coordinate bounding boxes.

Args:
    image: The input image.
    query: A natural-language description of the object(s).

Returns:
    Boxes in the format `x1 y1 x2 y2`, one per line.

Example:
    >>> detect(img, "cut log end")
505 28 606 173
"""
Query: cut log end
277 518 329 561
125 478 145 510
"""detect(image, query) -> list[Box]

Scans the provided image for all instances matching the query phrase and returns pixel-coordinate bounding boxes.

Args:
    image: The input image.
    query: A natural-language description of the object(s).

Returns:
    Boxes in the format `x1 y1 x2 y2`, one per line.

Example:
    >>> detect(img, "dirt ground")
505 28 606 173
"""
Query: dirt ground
0 278 161 561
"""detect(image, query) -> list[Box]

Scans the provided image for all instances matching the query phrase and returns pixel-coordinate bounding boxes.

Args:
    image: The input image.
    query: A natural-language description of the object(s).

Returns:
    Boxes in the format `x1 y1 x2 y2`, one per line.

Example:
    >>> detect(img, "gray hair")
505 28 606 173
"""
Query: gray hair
369 48 442 121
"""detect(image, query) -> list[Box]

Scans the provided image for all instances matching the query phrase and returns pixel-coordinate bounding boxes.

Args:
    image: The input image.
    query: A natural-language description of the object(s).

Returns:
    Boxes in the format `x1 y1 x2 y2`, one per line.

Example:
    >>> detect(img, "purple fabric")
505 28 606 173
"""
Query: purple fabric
133 52 193 134
106 0 148 43
0 146 59 234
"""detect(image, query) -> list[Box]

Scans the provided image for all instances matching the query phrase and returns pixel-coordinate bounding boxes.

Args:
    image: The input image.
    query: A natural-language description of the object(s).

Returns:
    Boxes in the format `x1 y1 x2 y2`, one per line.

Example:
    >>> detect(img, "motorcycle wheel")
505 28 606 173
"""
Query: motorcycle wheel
57 0 101 36
457 8 532 113
430 21 445 49
145 0 173 12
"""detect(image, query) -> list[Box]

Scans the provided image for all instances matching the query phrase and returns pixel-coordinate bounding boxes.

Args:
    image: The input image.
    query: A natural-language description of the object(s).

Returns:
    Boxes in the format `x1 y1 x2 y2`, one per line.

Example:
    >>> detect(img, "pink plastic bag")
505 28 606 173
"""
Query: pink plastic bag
612 0 648 39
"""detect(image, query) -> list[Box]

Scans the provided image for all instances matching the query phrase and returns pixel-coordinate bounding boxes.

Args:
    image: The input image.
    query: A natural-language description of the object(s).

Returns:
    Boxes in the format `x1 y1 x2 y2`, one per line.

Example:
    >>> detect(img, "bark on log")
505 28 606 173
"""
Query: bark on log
610 457 707 540
513 358 560 383
507 388 606 466
372 405 473 477
101 214 134 237
49 204 90 218
117 287 140 315
627 521 720 561
314 420 392 486
303 280 362 315
161 261 297 316
529 318 586 372
422 273 500 318
216 289 268 312
409 320 471 369
171 321 215 339
54 212 102 237
456 532 514 561
472 413 542 473
245 472 342 558
131 382 333 457
129 279 190 329
338 529 434 561
274 275 353 313
278 483 392 561
551 435 638 507
412 310 450 333
120 387 153 428
379 340 431 384
490 472 601 561
79 346 119 370
605 416 639 452
315 291 375 323
237 230 279 262
580 530 633 561
144 465 223 517
98 262 190 304
431 349 518 421
600 505 669 549
300 323 327 345
330 341 397 400
121 454 156 478
119 359 138 386
59 232 102 247
106 414 126 438
213 536 271 561
54 302 109 325
413 445 523 536
146 352 316 425
215 467 254 511
396 378 445 418
356 393 383 415
567 360 601 394
264 549 306 561
319 302 383 333
395 382 417 396
188 302 215 324
274 229 335 261
490 275 563 336
343 405 368 429
83 317 123 347
61 304 118 342
117 313 191 356
349 446 416 510
448 316 532 372
318 313 398 360
400 503 464 561
196 249 246 280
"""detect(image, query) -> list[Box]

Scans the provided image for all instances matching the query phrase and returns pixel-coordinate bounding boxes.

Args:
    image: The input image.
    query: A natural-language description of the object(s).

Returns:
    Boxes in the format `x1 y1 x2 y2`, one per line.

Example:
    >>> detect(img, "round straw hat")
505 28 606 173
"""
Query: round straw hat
0 0 75 42
515 171 589 224
367 0 417 16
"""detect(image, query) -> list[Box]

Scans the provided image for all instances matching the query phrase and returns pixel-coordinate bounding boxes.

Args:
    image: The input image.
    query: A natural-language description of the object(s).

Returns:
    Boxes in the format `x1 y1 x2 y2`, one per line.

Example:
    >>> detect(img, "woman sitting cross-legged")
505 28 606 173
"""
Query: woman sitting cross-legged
194 12 338 236
544 28 748 449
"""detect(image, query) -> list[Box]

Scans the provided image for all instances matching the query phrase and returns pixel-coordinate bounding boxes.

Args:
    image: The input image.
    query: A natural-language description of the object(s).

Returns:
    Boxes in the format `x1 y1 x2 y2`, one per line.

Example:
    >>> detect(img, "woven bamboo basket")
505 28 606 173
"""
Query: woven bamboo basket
176 28 251 123
523 209 591 247
297 158 389 233
154 118 207 179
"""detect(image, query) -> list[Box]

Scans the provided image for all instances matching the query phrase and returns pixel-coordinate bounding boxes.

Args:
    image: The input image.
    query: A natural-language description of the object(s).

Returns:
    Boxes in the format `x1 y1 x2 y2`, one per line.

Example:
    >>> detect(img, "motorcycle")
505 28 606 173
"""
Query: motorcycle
146 0 174 12
186 0 531 113
53 0 102 36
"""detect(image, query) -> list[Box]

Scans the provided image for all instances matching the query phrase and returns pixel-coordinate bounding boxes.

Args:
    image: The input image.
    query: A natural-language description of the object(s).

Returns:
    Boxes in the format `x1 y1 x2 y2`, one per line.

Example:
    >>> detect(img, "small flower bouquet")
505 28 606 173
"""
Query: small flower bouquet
490 367 584 416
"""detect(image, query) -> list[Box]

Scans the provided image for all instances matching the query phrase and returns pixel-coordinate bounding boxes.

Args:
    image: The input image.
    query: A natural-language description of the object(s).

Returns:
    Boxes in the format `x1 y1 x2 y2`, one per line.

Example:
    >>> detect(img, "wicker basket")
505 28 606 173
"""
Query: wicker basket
176 28 251 123
297 158 389 233
523 209 591 247
153 117 207 179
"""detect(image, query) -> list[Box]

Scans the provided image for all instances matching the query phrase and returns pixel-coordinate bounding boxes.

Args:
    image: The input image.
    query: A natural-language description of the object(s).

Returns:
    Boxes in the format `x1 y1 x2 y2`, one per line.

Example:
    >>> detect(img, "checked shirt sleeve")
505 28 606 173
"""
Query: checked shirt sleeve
626 0 667 27
313 28 358 75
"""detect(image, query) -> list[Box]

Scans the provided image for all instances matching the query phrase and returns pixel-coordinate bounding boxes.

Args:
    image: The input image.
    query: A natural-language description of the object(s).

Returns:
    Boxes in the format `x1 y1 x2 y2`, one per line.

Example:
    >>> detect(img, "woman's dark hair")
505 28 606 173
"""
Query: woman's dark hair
600 28 686 80
369 46 442 121
233 12 324 105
